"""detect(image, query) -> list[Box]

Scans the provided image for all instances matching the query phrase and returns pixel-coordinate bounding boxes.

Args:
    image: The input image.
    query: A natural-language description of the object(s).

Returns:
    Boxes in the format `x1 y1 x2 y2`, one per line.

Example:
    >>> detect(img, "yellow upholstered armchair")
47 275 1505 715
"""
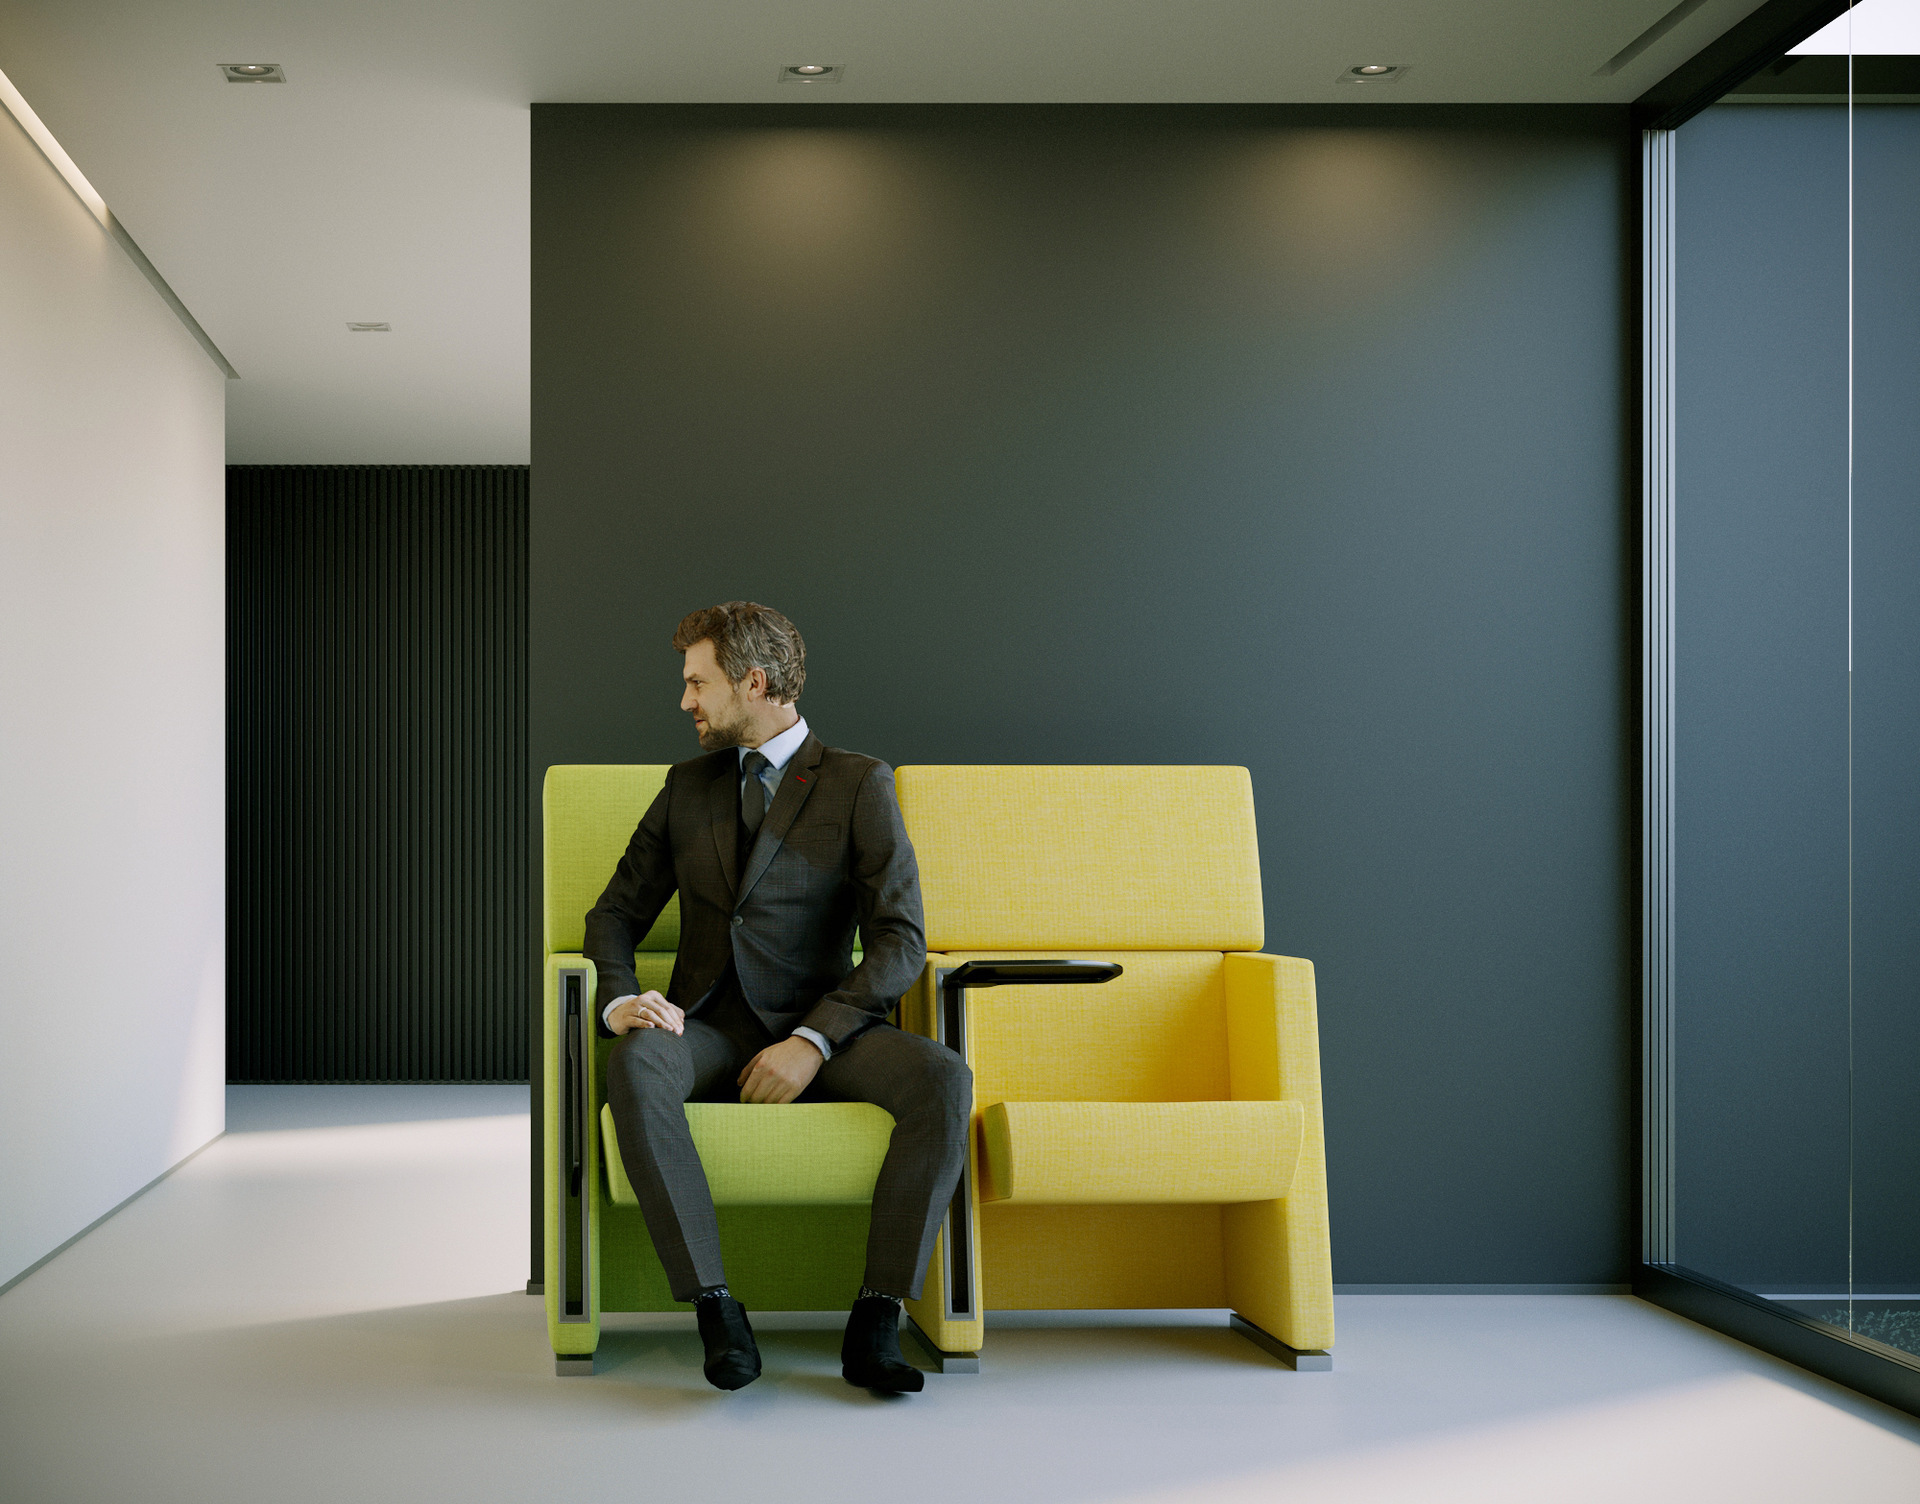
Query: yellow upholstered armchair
894 765 1335 1369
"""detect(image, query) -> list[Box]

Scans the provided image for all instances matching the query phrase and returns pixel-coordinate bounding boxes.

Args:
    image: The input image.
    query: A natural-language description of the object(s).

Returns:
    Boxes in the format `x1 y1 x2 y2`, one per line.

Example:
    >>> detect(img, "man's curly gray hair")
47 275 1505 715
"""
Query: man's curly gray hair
672 601 807 704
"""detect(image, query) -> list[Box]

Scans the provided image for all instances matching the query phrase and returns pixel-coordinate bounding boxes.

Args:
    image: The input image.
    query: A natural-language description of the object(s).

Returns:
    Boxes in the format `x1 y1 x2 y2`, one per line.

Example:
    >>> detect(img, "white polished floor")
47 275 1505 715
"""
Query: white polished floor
4 1086 1919 1504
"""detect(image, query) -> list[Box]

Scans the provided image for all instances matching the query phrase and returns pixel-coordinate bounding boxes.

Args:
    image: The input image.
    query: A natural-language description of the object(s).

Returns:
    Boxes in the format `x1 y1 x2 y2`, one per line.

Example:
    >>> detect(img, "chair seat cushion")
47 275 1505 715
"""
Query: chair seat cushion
600 1101 895 1206
980 1099 1305 1204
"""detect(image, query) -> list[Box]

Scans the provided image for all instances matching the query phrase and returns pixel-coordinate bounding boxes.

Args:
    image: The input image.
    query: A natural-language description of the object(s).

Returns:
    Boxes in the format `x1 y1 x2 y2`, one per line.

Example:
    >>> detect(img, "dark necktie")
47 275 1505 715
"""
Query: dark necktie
740 751 772 840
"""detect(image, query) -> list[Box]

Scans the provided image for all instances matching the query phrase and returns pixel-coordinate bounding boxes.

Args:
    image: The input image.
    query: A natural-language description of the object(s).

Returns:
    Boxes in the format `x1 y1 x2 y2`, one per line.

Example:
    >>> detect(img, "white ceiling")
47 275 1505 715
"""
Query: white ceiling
1795 0 1920 51
0 0 1767 463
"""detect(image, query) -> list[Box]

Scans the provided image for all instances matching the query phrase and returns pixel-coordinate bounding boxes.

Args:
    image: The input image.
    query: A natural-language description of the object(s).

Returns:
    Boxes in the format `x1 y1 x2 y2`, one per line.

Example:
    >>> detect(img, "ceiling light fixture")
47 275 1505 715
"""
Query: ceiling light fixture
346 322 390 332
779 63 845 84
1338 63 1409 85
221 63 286 83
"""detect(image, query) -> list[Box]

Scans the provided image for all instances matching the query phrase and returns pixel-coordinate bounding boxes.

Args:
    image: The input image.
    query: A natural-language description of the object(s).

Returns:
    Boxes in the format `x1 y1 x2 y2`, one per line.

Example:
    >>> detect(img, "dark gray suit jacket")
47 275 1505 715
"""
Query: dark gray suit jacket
585 732 927 1045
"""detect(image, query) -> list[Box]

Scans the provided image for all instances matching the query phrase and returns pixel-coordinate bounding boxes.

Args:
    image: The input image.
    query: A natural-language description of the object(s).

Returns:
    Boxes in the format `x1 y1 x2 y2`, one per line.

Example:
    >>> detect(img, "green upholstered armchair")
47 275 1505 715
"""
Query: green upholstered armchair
541 765 915 1375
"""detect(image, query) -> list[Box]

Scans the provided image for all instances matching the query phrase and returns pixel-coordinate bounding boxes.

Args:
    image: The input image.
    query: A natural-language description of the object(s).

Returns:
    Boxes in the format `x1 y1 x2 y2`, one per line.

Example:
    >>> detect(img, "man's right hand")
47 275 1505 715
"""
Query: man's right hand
607 991 685 1036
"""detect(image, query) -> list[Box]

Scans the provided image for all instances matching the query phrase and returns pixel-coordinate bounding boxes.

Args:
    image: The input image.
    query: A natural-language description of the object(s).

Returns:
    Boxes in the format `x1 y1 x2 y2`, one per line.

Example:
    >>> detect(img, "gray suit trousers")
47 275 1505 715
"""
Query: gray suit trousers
604 989 972 1304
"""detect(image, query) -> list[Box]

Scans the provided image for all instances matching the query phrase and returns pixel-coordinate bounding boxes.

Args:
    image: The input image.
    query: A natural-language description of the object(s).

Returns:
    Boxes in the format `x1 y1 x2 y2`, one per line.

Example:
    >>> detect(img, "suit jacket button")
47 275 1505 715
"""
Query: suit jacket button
731 914 743 927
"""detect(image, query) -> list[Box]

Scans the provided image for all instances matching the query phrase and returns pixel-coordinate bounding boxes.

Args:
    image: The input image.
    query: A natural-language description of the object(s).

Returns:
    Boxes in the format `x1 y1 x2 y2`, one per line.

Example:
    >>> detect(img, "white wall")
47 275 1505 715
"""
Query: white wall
0 97 226 1287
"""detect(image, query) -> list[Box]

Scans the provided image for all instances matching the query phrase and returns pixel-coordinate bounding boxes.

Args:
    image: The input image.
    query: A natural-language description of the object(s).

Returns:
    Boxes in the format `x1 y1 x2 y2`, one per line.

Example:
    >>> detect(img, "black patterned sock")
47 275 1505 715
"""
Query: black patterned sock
694 1284 732 1303
857 1286 903 1305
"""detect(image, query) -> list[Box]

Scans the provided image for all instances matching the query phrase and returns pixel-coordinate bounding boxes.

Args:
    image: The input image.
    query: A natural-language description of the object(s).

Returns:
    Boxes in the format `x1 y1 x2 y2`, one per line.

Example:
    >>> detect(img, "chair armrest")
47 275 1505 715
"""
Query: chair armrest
545 955 601 1197
544 954 600 1350
1223 952 1322 1108
1222 951 1334 1352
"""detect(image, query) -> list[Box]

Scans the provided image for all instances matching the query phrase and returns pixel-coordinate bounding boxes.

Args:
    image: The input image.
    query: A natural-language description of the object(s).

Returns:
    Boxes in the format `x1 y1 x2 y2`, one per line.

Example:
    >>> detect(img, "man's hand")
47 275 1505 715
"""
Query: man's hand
607 991 685 1037
738 1035 825 1104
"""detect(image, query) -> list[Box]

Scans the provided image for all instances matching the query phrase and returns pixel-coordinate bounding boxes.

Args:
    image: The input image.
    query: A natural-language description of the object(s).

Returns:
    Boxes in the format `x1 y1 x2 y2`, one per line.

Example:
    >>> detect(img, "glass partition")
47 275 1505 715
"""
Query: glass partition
1844 63 1920 1359
1666 0 1920 1381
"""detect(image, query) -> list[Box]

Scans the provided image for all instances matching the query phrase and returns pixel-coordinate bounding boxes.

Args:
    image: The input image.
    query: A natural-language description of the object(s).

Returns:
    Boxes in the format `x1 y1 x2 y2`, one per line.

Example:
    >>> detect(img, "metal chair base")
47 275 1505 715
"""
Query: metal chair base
904 1315 982 1374
1231 1312 1332 1370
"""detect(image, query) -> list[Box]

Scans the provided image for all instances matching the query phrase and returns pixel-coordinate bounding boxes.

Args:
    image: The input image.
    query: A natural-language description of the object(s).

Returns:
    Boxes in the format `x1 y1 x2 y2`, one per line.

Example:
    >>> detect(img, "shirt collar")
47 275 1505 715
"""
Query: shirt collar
742 715 809 773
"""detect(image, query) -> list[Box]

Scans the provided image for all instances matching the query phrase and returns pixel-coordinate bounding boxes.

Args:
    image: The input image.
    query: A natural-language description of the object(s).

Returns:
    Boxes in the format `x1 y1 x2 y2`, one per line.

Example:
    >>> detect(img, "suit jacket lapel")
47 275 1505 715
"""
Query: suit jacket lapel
707 755 740 897
738 732 824 903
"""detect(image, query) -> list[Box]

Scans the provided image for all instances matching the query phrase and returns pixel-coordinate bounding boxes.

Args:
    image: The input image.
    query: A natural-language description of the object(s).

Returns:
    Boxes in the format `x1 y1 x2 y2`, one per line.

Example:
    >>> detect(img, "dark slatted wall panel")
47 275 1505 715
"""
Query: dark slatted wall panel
227 465 529 1082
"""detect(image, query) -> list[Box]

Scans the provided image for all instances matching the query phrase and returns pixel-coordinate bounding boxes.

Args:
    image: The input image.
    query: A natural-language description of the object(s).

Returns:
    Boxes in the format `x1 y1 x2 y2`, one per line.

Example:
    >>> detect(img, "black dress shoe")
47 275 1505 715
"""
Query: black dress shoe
842 1295 925 1393
696 1296 761 1390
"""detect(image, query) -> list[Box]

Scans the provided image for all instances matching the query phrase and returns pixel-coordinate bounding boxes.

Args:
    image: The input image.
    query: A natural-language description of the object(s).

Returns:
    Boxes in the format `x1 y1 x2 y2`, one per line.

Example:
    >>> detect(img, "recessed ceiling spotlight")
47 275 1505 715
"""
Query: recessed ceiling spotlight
1339 63 1409 85
346 322 391 332
220 63 286 83
778 63 845 85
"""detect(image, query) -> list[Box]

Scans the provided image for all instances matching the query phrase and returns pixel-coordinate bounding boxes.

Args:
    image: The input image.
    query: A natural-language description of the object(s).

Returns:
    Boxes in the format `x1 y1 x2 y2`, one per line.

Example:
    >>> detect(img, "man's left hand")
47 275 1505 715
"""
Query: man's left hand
738 1035 826 1104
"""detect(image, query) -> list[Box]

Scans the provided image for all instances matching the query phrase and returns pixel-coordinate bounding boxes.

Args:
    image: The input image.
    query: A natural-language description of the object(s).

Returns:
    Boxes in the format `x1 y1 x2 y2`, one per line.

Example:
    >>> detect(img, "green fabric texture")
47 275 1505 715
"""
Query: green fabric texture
600 1102 895 1206
543 765 680 954
599 1204 875 1312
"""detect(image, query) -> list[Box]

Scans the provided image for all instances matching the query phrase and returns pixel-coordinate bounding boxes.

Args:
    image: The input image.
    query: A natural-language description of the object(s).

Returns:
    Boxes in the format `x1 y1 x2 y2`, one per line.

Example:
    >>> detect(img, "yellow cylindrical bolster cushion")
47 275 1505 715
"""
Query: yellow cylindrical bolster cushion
979 1100 1306 1204
601 1101 894 1206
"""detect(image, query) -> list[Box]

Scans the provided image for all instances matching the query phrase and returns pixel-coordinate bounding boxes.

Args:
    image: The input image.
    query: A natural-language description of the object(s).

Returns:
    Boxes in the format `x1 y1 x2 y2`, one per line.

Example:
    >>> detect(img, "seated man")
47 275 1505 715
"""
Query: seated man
586 601 970 1394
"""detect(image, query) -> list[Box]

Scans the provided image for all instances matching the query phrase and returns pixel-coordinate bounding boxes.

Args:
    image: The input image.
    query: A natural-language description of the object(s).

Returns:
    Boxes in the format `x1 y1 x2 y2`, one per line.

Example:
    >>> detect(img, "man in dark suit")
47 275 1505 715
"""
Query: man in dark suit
586 601 969 1394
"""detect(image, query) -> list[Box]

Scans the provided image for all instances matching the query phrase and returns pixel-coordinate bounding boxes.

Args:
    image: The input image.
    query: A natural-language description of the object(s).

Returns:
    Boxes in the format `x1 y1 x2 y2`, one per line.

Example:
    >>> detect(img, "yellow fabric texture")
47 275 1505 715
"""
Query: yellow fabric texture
543 765 679 955
1222 951 1335 1351
895 765 1263 951
600 1102 895 1206
984 1206 1229 1309
956 951 1231 1106
933 945 1334 1348
979 1099 1304 1204
895 764 1333 1354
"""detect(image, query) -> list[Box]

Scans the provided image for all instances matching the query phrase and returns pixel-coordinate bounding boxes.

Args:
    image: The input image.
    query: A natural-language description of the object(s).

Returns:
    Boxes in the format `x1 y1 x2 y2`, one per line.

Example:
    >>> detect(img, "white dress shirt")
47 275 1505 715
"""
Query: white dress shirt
602 717 834 1060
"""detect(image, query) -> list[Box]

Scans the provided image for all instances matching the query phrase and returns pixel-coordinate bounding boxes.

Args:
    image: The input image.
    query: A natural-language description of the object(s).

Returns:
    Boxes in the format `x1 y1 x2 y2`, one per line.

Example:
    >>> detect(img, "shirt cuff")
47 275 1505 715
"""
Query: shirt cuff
792 1025 832 1061
603 994 638 1031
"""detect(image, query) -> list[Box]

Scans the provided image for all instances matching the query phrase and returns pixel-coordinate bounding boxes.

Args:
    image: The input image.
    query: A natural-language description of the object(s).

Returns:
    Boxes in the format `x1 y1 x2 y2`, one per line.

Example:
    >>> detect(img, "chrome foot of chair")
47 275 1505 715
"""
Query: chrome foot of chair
1230 1313 1332 1371
554 1352 597 1377
903 1315 981 1374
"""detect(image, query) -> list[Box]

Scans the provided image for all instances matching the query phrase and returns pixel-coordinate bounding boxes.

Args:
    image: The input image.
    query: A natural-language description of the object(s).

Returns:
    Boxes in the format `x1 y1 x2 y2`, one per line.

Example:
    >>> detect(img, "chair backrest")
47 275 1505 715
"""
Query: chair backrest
894 765 1263 953
543 765 680 957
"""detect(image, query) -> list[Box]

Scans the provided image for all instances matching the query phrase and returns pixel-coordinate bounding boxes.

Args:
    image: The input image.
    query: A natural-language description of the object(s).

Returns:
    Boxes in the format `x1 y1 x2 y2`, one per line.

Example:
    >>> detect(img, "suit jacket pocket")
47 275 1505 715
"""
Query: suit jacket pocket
782 823 844 869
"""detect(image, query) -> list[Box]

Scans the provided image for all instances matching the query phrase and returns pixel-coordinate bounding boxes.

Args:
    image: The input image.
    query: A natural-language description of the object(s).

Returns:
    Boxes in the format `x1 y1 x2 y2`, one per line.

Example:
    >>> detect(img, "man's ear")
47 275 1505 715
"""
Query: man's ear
745 666 769 701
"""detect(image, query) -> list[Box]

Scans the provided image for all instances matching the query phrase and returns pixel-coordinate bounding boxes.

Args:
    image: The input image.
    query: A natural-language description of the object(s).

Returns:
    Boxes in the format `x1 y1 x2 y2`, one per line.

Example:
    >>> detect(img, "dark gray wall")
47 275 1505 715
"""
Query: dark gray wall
228 465 530 1082
531 104 1637 1283
1674 106 1920 1291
